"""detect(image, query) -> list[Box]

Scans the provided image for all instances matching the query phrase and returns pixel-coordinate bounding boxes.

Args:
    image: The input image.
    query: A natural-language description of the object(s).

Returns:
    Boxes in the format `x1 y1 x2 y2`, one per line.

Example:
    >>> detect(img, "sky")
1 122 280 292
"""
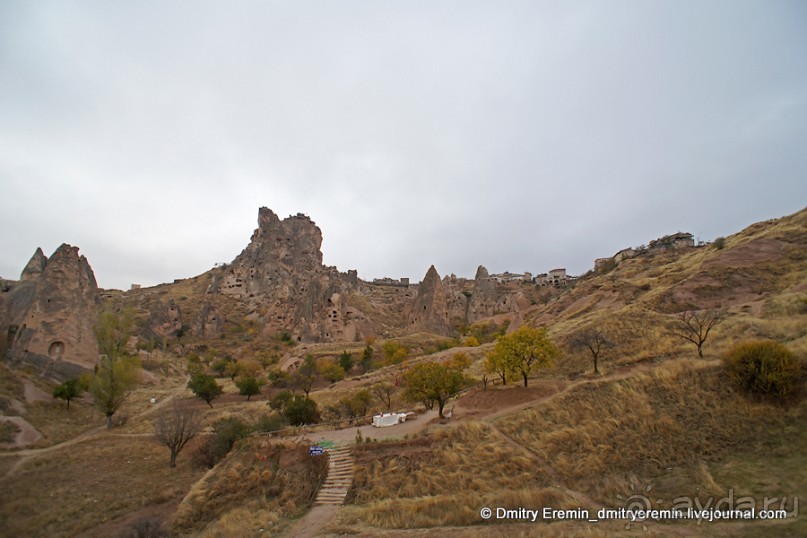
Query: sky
1 1 805 290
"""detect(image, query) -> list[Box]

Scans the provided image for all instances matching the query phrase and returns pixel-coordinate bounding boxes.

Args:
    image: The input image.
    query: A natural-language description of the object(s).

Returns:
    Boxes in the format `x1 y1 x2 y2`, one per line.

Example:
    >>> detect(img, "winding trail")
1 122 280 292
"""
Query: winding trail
0 377 190 480
283 358 715 536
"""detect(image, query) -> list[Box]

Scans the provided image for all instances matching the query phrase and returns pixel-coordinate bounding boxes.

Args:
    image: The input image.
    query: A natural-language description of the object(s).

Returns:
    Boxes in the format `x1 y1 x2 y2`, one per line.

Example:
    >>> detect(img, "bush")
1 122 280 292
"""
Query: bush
714 236 726 250
722 340 803 398
284 395 321 426
193 417 251 468
254 413 288 433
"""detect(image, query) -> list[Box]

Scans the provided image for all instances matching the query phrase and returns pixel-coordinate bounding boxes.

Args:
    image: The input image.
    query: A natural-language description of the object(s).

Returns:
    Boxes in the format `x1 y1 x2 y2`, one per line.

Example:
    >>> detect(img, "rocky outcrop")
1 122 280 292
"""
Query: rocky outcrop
467 265 498 322
2 245 99 380
465 265 520 323
149 299 184 340
216 207 371 343
20 248 47 282
194 302 223 339
407 266 450 335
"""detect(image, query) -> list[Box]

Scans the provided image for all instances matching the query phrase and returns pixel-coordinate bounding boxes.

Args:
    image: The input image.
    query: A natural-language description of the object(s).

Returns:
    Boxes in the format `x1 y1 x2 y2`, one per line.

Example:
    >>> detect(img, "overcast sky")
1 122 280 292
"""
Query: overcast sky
1 1 805 290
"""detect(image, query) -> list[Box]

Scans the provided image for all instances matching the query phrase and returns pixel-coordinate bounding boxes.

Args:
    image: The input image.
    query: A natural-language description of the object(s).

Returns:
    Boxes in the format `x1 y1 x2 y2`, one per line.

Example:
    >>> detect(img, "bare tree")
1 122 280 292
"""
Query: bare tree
571 327 612 374
371 382 396 411
671 308 726 358
153 400 203 468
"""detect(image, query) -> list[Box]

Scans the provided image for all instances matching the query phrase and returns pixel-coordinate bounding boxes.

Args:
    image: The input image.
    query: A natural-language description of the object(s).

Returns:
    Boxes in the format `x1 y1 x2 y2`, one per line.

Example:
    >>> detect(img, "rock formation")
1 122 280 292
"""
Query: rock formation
194 302 223 339
1 244 99 380
215 207 372 342
467 265 498 322
407 265 450 335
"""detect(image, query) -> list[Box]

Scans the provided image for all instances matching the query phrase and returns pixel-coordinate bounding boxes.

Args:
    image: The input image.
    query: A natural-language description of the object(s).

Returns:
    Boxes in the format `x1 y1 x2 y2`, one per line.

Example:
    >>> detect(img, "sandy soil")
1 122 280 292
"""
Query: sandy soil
23 380 51 403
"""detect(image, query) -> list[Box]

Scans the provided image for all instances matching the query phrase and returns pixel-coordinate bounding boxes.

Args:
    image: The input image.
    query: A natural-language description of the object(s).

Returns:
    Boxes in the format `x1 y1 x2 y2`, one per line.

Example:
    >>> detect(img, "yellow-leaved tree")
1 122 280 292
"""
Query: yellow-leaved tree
485 325 557 387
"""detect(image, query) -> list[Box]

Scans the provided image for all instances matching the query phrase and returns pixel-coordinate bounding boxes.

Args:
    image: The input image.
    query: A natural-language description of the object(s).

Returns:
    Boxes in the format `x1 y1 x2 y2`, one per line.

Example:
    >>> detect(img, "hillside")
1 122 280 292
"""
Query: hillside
0 207 804 537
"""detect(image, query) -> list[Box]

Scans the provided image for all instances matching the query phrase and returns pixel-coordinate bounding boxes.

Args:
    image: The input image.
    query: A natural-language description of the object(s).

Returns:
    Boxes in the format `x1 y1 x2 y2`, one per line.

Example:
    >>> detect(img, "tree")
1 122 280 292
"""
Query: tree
484 347 512 386
402 360 471 419
382 341 408 365
153 400 202 468
269 390 294 412
489 326 557 387
292 354 318 396
96 308 136 359
318 358 346 383
571 327 611 374
284 395 321 426
91 309 140 428
53 378 84 409
338 350 354 373
225 360 240 381
372 382 396 411
361 344 375 372
52 378 84 409
89 355 140 428
188 372 222 408
235 375 264 400
172 324 190 346
338 389 373 423
671 308 726 358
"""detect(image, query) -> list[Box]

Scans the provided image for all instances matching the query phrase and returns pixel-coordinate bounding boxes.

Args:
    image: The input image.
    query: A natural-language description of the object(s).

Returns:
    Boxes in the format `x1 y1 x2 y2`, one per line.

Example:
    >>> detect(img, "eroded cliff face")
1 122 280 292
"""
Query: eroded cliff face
466 265 519 322
216 207 374 343
2 244 99 379
407 265 450 336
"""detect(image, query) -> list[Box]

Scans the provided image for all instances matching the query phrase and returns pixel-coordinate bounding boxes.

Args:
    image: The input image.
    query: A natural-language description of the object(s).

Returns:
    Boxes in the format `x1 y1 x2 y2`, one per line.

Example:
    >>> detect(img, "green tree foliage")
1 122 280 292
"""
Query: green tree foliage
382 341 408 365
292 354 318 396
52 378 84 409
723 340 803 398
484 347 512 385
91 309 140 428
487 326 557 387
338 350 354 373
235 375 264 400
402 359 471 419
317 358 346 384
361 344 375 372
188 372 222 408
284 395 321 426
269 390 294 412
267 368 290 388
338 389 373 423
95 308 136 359
193 417 251 468
210 357 234 377
225 360 240 381
254 413 288 433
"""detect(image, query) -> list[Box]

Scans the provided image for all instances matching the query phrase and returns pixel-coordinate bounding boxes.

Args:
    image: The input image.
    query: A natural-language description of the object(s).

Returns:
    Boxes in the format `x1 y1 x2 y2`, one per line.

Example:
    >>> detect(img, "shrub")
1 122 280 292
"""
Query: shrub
284 395 321 426
722 340 803 398
714 236 726 250
254 413 288 433
193 417 251 468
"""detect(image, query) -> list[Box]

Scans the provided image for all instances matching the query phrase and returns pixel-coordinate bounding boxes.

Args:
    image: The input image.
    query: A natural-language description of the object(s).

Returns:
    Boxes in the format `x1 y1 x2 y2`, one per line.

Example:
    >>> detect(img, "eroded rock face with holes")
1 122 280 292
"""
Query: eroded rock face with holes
1 244 99 380
216 207 374 343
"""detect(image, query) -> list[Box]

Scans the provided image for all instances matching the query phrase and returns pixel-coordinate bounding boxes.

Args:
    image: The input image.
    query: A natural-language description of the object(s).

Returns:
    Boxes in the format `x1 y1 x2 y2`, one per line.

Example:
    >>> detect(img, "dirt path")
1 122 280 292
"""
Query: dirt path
282 359 690 536
0 377 190 479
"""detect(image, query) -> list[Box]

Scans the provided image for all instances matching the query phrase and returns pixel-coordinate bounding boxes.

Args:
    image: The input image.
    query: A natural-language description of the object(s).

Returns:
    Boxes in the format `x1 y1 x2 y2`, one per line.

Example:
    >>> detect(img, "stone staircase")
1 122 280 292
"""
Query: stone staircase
314 445 354 506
